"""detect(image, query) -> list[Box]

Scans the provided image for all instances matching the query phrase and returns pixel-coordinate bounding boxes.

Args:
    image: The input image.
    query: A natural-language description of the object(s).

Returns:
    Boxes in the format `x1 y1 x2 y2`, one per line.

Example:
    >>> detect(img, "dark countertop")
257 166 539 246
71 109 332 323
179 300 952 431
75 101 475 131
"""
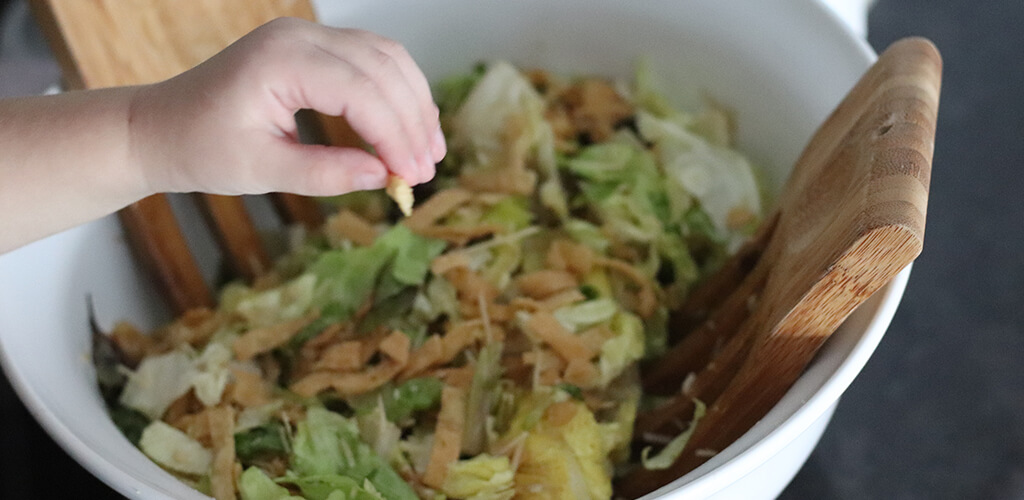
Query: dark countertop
1 0 1019 498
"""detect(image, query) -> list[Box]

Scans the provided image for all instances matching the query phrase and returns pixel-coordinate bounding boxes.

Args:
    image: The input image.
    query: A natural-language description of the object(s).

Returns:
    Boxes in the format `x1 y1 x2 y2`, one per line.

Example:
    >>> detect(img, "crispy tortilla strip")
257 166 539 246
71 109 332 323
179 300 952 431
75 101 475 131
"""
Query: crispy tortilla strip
169 406 213 447
441 320 482 361
228 367 272 408
447 267 501 303
563 358 599 388
313 340 363 373
430 251 473 275
540 288 586 310
386 175 415 216
379 330 411 366
404 188 472 232
523 311 596 362
544 400 580 427
546 240 596 276
416 223 505 246
596 256 658 318
325 209 378 247
458 167 537 196
459 301 512 322
515 269 578 299
207 406 236 500
422 385 467 489
399 335 444 380
562 78 633 143
110 321 153 367
289 360 404 398
157 308 222 351
233 313 317 361
579 324 614 353
434 365 475 389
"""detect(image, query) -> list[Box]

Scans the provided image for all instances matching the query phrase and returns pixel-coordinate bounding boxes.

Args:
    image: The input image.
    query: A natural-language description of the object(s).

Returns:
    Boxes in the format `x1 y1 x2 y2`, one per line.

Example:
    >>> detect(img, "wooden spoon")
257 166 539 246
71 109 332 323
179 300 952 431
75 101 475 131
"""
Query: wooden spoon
617 36 941 497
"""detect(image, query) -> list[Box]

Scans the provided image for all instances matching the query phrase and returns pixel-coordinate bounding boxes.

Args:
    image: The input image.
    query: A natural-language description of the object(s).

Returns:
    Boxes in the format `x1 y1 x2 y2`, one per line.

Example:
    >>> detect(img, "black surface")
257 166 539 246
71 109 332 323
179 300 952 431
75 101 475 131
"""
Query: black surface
0 0 1020 498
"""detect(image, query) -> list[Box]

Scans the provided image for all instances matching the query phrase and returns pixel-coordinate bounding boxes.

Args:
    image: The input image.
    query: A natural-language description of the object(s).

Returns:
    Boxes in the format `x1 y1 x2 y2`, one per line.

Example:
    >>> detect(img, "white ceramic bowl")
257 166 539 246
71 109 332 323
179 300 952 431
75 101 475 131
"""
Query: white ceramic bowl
0 1 894 498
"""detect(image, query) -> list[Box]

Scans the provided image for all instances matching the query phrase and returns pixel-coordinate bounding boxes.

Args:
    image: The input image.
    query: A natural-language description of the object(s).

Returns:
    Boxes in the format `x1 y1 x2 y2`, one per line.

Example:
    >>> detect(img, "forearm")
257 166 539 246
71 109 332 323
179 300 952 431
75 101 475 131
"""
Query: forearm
0 87 150 253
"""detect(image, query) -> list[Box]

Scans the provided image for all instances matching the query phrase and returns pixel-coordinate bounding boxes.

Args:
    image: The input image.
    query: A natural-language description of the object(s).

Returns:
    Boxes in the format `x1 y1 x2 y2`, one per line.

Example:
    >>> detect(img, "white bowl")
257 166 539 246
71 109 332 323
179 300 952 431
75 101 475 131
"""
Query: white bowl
0 1 893 498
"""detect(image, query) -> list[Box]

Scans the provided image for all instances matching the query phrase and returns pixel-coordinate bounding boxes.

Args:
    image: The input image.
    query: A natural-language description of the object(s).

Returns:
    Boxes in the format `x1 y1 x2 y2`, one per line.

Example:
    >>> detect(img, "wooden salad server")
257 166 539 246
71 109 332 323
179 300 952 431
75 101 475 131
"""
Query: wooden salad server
617 37 941 497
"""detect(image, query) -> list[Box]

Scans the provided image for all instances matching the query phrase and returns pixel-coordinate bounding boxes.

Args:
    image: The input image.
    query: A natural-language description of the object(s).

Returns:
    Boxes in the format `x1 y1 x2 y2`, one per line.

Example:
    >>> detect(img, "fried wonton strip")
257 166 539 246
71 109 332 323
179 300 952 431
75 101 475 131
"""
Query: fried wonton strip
595 256 658 318
447 267 501 303
325 209 378 247
386 175 415 216
207 406 237 500
110 321 153 367
228 367 272 408
289 360 404 398
563 358 599 388
515 269 578 299
523 311 596 362
313 340 363 372
404 188 473 232
422 385 467 489
546 239 596 276
431 251 473 276
399 335 445 380
458 167 537 196
539 289 586 310
416 223 506 247
441 320 482 361
233 314 317 361
379 330 411 366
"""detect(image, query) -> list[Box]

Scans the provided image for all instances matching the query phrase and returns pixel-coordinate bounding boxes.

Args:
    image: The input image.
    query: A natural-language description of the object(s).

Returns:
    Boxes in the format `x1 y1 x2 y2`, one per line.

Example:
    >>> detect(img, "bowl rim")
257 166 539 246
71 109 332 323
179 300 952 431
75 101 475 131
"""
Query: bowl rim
0 1 887 498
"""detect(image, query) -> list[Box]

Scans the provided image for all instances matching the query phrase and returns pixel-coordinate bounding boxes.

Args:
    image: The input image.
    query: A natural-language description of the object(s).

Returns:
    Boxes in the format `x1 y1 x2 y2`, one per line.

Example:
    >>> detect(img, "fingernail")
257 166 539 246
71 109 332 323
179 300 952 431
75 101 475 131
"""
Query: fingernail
431 126 447 160
419 151 435 183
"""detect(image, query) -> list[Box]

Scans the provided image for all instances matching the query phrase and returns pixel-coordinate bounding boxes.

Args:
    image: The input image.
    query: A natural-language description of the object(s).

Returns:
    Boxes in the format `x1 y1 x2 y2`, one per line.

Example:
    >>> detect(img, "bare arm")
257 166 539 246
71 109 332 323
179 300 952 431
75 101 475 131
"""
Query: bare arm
0 18 445 253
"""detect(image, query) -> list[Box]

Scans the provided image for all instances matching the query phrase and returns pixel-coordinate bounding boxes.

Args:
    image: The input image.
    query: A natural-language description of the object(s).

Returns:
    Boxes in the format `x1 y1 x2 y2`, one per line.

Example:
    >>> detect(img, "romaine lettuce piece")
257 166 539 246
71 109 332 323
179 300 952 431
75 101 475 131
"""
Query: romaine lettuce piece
290 407 417 500
119 349 195 420
641 399 707 470
442 454 515 500
139 421 212 476
239 467 304 500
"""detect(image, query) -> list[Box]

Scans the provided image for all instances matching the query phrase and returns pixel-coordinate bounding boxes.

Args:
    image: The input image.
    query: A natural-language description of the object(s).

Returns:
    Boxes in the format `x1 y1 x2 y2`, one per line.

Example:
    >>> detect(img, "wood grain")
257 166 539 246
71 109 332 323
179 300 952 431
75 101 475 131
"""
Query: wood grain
618 37 941 497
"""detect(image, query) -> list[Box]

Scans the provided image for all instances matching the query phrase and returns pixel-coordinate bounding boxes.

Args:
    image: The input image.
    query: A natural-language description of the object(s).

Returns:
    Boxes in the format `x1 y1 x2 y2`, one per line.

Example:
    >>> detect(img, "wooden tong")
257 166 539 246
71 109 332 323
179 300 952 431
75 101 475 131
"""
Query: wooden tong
617 37 941 497
28 0 340 313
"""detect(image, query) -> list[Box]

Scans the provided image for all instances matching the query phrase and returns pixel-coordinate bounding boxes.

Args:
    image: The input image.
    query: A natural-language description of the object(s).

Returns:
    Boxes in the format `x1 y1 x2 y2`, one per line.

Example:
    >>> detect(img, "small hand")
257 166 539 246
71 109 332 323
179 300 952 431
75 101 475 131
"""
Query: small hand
130 17 445 197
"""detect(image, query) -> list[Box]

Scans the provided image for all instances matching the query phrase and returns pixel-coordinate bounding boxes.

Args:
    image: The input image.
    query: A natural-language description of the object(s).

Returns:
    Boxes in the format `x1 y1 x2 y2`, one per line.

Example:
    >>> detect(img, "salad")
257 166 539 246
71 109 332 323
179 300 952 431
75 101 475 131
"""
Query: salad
95 60 764 500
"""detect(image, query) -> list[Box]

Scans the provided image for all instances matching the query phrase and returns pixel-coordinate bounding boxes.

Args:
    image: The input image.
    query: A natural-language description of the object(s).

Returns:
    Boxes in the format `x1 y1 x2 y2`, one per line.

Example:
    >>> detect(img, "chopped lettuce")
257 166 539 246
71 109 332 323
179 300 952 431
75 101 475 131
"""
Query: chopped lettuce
311 225 446 320
442 454 515 500
512 401 612 500
139 421 212 475
597 312 646 387
239 467 304 500
119 350 195 420
641 399 707 470
290 407 417 500
235 421 290 465
552 297 618 333
350 377 444 424
231 274 317 329
637 110 761 250
463 342 504 455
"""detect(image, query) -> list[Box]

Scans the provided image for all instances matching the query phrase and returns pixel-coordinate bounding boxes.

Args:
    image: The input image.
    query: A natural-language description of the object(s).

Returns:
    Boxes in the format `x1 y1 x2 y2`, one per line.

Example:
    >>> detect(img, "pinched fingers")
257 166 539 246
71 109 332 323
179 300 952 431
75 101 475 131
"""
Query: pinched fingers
263 21 443 186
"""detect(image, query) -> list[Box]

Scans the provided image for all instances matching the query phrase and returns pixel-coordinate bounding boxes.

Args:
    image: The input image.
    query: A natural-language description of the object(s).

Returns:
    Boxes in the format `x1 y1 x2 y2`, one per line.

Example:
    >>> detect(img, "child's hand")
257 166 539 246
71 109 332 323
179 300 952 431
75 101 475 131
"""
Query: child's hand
129 17 445 196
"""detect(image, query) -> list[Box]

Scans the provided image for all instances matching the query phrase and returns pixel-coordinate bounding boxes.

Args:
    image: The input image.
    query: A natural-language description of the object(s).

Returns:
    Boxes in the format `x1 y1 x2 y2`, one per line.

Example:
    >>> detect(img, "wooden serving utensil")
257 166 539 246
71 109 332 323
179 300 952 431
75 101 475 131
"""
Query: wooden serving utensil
617 37 941 497
28 0 339 314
